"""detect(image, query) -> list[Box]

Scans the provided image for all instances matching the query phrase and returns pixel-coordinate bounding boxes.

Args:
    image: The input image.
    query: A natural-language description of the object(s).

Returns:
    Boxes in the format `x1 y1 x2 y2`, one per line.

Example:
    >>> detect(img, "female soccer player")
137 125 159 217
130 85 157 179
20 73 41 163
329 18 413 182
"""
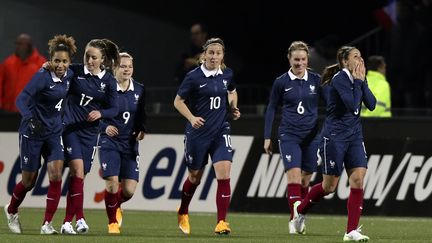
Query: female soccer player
4 35 76 234
292 46 376 242
174 37 240 235
98 52 146 234
263 41 321 234
60 39 120 234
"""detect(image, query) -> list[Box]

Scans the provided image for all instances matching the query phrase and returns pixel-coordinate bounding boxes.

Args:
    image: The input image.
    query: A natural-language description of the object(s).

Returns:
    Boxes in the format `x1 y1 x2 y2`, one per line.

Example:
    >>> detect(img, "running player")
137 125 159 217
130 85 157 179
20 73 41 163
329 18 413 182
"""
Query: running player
98 52 146 234
174 37 240 235
263 41 321 234
4 34 76 234
292 46 376 242
60 39 120 234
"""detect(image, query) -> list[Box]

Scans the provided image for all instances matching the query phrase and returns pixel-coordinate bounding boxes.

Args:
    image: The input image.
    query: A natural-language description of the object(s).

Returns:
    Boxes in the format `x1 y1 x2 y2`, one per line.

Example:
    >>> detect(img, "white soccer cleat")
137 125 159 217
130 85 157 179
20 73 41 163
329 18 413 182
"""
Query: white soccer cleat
292 201 306 234
76 218 89 234
40 221 58 234
343 225 369 242
60 221 76 234
288 220 297 234
4 203 22 234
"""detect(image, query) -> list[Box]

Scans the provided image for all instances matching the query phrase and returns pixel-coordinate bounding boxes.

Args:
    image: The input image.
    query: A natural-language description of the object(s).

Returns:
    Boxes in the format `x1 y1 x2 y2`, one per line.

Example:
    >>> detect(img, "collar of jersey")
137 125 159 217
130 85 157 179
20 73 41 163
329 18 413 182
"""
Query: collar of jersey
84 65 106 79
117 79 135 91
288 69 308 81
200 64 223 77
50 71 67 83
342 68 354 83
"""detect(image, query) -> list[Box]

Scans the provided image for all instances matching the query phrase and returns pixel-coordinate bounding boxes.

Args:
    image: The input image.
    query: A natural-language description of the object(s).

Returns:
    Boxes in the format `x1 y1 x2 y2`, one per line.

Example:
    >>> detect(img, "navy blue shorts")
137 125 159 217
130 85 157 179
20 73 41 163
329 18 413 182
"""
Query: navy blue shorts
98 136 139 181
320 137 368 176
184 126 233 170
19 133 64 172
278 135 319 173
63 128 99 174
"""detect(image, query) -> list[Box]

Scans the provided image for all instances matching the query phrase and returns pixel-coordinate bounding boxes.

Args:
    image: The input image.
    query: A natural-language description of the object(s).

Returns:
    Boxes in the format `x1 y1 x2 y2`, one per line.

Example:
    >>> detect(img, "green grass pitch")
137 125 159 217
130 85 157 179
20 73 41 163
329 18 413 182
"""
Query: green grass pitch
1 208 432 242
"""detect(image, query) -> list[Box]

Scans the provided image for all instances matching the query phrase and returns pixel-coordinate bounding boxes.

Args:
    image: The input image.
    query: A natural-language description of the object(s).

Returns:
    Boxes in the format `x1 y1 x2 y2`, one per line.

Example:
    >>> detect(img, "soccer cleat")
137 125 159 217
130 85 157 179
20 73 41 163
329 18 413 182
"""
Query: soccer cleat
214 220 231 235
40 221 58 234
60 222 76 234
108 222 121 234
4 203 22 234
178 212 190 235
76 218 89 234
343 226 369 242
292 201 306 234
116 207 123 227
288 220 297 234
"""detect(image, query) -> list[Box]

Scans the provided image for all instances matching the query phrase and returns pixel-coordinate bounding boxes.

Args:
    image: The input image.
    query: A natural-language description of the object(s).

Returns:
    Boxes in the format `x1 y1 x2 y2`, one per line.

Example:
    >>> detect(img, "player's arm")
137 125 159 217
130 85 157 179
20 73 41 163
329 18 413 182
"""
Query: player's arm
173 95 204 129
228 90 240 120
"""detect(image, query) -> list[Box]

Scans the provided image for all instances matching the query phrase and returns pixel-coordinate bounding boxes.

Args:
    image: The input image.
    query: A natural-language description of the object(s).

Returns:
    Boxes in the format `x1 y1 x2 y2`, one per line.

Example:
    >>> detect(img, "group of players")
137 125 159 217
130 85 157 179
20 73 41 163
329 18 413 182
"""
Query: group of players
3 34 375 242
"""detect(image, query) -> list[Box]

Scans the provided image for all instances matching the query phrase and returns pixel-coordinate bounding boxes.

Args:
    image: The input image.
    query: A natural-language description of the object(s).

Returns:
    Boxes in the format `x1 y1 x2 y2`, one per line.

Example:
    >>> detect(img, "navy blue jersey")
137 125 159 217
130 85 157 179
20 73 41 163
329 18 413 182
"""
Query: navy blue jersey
63 64 119 130
264 70 321 140
177 65 236 139
100 80 146 151
16 68 73 139
321 69 376 141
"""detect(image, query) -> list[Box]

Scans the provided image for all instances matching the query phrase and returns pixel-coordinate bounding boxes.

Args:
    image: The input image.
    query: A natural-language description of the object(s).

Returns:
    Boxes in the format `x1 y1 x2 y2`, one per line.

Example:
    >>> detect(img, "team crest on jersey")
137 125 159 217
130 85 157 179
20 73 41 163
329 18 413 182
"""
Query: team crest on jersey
223 79 228 89
99 82 106 92
285 155 292 163
66 81 70 91
309 85 316 94
102 162 107 171
23 156 29 164
329 160 335 168
134 94 140 104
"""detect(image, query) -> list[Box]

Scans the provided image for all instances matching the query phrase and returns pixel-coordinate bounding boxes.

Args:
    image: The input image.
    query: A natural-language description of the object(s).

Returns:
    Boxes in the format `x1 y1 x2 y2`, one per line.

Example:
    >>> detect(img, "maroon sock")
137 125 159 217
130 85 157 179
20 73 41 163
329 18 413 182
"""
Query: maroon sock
64 191 74 223
216 179 231 222
347 188 364 233
298 183 327 214
105 190 119 224
43 180 62 223
301 186 309 200
70 176 85 220
287 183 301 220
8 181 29 214
178 178 198 215
117 188 132 205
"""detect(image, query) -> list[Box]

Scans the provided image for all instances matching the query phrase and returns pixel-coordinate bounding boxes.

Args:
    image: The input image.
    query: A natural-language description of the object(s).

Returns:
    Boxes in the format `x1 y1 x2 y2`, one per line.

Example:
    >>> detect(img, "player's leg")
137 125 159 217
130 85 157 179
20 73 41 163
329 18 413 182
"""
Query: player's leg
41 135 64 234
5 135 41 233
343 140 369 242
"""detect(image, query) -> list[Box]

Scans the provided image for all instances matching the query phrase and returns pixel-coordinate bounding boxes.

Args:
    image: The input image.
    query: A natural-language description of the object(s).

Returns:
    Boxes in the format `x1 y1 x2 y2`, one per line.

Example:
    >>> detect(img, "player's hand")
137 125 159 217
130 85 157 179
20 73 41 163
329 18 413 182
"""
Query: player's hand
132 131 145 141
264 139 273 155
352 59 365 81
87 110 102 122
231 107 241 120
42 61 53 71
189 116 205 129
28 118 45 136
105 125 119 137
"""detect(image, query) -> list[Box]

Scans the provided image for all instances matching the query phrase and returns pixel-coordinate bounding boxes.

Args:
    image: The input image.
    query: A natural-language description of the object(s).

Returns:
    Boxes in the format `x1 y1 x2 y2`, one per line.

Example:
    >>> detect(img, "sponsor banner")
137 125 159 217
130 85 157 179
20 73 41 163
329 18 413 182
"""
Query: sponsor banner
0 132 253 212
231 137 432 216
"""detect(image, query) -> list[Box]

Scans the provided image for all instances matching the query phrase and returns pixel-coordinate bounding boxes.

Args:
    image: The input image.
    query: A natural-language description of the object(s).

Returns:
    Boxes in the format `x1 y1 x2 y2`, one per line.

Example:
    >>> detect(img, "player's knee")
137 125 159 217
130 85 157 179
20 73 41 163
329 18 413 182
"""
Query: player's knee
349 176 364 188
22 180 35 190
322 184 337 194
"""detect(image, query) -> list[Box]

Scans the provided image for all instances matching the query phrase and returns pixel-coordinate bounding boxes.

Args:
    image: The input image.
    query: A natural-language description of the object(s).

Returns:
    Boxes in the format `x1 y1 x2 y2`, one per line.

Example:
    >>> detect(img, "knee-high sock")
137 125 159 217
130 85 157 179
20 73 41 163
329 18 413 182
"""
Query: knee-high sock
117 187 132 205
68 176 84 220
216 179 231 222
64 191 74 223
287 183 301 220
301 185 309 200
178 178 198 215
43 180 62 223
347 188 364 233
105 190 119 224
298 183 327 214
8 181 29 214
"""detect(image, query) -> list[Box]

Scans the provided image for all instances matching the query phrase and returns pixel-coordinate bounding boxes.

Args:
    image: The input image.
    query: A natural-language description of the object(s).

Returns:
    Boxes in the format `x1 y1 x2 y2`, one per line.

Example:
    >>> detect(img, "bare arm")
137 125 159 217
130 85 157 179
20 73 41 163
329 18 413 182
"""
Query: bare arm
173 95 205 129
228 90 240 120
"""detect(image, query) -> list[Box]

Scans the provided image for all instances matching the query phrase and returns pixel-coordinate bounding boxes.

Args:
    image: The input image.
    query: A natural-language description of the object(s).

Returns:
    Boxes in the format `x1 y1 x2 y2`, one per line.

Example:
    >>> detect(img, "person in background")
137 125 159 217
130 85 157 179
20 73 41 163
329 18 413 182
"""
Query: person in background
0 33 47 112
99 52 146 234
292 46 376 242
361 55 391 117
4 34 76 234
263 41 321 234
174 37 240 235
175 22 209 84
60 39 120 235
